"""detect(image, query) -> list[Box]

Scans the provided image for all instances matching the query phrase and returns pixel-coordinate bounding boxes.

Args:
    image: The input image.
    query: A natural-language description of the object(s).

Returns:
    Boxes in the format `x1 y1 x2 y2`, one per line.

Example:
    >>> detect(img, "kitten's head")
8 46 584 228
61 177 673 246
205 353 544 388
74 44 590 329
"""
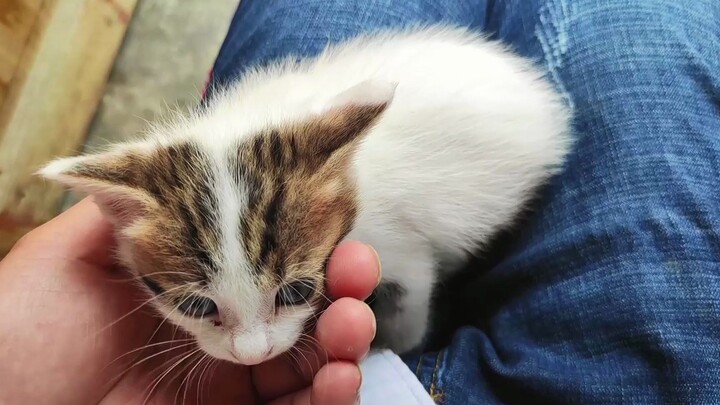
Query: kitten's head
40 81 394 365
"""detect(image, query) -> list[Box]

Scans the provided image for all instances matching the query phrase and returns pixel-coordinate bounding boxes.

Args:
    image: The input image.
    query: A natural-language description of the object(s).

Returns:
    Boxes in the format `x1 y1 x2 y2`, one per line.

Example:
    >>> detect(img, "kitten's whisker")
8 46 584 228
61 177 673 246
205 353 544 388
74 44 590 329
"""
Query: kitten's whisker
286 348 306 377
283 274 332 304
139 349 195 404
151 287 201 350
208 360 221 402
95 297 194 392
145 289 201 399
143 348 202 405
93 283 191 337
281 241 313 267
285 281 327 322
282 257 320 275
176 353 202 405
118 304 186 368
109 271 200 284
297 347 315 376
305 335 326 359
104 338 195 368
290 337 318 375
161 351 202 405
124 295 193 385
196 356 214 405
304 338 325 367
104 344 180 395
97 288 198 390
181 354 209 405
298 334 326 369
290 343 308 371
112 341 197 386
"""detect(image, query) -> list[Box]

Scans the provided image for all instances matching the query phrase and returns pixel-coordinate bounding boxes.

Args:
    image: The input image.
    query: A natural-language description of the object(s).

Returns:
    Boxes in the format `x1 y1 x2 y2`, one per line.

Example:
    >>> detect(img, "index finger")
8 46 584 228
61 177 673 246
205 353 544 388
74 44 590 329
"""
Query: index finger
325 240 381 300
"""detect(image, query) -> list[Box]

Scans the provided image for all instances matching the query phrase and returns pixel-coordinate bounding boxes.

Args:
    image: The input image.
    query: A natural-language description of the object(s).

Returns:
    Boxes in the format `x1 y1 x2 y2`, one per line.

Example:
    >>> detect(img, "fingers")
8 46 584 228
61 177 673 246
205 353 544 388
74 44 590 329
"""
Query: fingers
253 241 379 402
267 362 361 405
316 297 375 361
326 240 381 301
7 197 114 268
312 363 361 405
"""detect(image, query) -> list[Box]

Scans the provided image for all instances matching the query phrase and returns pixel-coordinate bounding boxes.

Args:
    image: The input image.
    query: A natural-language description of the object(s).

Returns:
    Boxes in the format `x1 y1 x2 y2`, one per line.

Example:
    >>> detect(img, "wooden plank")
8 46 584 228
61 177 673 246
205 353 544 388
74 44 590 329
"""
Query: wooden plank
0 0 138 255
0 0 42 107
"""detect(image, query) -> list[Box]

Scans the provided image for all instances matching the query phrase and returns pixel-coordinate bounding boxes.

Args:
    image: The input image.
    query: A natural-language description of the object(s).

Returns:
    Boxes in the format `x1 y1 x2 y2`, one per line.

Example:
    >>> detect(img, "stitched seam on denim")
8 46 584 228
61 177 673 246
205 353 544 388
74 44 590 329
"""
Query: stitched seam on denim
437 345 448 384
535 0 575 110
414 353 424 377
428 349 445 403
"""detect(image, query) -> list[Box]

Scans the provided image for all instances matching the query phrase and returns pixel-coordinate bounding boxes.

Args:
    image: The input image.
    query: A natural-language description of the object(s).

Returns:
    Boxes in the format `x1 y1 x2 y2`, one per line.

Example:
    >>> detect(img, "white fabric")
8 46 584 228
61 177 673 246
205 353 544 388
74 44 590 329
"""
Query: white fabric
359 350 435 405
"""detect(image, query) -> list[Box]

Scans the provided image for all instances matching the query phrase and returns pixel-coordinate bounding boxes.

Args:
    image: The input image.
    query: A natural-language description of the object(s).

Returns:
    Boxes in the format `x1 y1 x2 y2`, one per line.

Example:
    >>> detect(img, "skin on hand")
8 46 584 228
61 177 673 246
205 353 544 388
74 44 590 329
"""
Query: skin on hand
0 198 380 405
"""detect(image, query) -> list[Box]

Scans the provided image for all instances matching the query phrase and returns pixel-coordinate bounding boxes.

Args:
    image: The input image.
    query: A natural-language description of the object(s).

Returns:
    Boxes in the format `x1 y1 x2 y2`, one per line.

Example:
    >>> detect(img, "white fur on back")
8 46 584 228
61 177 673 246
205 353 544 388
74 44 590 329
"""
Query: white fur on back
201 29 568 248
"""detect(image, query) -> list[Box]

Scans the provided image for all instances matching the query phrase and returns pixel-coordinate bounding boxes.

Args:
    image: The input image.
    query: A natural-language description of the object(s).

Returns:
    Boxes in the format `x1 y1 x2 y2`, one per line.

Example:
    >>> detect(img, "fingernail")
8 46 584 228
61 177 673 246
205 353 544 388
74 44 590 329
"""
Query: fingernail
363 302 377 341
356 363 363 394
368 245 382 285
355 367 363 405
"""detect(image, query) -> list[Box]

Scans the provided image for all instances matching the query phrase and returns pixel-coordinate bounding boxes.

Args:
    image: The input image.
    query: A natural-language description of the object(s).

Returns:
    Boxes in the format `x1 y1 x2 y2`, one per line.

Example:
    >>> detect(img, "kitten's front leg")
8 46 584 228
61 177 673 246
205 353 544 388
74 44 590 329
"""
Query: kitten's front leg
368 253 435 355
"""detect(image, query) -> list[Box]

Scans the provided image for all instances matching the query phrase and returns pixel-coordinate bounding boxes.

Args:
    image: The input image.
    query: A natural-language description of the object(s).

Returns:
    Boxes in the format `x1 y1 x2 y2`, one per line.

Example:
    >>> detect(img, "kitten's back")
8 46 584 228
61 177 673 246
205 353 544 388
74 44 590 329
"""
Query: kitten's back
198 26 570 262
206 26 570 259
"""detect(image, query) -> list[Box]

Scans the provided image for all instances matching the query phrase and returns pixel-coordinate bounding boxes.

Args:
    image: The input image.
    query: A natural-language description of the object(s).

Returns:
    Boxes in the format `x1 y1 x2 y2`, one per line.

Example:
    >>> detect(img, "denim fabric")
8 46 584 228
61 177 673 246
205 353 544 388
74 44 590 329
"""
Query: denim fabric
208 1 720 404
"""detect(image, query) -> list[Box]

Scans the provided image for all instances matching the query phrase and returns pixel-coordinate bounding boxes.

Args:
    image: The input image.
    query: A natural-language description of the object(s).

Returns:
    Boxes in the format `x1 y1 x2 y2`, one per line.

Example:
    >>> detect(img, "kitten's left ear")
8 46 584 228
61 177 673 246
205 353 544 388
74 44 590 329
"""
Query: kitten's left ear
324 80 397 112
38 148 158 223
297 80 397 156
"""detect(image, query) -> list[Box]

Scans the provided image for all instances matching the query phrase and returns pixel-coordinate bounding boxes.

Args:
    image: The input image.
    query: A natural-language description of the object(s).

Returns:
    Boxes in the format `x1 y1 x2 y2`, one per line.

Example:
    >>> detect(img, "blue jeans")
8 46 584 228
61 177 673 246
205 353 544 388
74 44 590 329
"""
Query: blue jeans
208 1 720 403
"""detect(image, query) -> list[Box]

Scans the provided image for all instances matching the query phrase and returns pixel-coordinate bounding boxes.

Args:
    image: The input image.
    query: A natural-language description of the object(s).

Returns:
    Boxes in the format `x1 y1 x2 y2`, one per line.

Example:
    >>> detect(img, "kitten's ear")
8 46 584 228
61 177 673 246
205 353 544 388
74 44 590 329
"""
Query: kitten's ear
38 149 158 223
298 80 396 156
325 80 397 111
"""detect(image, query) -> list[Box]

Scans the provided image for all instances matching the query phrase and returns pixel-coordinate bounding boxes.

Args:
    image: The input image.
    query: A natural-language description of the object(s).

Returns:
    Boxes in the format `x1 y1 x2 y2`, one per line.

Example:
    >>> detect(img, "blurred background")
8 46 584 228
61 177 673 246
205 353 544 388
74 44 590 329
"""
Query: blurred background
0 0 238 255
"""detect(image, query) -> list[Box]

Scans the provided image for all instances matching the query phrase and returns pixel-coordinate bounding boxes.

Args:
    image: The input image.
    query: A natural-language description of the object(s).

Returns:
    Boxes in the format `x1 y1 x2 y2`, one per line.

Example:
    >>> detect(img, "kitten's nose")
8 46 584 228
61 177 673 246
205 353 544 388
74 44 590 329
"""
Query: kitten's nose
231 348 272 365
232 326 272 365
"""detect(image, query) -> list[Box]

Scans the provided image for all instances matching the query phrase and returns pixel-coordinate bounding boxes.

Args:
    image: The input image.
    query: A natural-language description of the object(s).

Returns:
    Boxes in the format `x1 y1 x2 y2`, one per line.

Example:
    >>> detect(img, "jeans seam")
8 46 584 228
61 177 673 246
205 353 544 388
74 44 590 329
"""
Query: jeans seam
414 353 424 377
534 0 575 110
428 349 445 404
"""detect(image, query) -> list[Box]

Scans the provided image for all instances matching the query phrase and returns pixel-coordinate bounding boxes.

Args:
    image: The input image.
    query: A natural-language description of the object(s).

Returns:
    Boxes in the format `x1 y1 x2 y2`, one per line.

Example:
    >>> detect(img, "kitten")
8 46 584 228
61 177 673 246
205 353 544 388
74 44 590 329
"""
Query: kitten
40 26 571 365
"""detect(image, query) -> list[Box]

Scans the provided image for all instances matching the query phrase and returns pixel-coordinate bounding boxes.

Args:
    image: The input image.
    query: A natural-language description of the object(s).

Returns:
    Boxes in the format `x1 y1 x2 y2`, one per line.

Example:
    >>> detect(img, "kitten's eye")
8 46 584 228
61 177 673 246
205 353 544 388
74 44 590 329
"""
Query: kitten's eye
178 295 217 318
277 280 315 306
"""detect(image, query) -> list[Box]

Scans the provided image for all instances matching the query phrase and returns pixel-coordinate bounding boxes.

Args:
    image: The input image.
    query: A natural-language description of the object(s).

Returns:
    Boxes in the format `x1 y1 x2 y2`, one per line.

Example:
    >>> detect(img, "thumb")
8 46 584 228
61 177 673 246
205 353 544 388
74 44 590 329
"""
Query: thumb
7 197 114 268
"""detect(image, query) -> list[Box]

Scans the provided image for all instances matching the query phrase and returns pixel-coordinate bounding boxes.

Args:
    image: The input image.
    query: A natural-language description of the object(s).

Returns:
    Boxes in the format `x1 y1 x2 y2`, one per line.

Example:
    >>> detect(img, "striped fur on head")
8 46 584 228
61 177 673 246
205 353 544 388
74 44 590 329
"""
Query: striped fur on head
39 90 390 365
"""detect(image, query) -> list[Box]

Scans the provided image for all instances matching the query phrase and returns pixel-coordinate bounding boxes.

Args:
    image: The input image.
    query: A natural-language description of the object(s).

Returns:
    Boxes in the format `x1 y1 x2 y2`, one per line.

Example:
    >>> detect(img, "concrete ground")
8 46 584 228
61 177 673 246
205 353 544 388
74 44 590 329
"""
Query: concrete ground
63 0 239 208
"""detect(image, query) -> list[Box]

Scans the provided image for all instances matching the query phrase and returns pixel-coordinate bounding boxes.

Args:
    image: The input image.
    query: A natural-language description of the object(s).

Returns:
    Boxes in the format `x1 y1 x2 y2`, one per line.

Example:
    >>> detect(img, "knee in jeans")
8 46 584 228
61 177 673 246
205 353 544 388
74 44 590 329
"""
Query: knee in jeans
536 0 719 65
532 0 720 108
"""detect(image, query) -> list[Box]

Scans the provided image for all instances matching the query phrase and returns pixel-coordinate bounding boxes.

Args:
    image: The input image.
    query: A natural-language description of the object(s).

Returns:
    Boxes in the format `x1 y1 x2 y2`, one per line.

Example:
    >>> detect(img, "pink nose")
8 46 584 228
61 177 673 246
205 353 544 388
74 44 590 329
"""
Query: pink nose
231 348 272 365
232 326 272 365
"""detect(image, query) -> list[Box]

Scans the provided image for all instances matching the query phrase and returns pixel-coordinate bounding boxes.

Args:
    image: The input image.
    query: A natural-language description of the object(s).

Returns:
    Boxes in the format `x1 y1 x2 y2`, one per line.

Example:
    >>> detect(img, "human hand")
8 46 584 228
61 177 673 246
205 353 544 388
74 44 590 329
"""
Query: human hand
0 198 380 404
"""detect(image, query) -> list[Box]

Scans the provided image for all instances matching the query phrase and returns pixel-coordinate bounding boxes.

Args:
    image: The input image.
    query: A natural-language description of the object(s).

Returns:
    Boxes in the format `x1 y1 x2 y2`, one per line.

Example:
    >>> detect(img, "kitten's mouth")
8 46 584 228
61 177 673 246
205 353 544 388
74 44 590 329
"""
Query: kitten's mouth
229 346 275 366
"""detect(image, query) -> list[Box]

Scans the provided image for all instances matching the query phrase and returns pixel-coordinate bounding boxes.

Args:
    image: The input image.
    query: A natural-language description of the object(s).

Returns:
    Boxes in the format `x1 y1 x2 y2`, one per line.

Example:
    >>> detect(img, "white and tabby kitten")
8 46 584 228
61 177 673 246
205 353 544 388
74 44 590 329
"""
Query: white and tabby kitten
40 26 571 365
